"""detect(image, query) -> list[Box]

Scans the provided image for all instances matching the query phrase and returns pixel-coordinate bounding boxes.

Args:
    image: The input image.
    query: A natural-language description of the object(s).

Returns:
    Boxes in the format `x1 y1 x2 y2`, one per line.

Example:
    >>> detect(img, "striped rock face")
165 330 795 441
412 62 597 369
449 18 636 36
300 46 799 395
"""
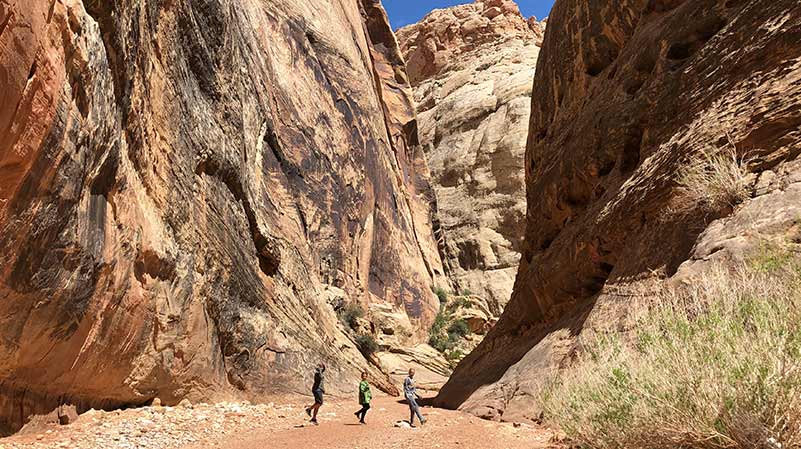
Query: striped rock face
0 0 444 433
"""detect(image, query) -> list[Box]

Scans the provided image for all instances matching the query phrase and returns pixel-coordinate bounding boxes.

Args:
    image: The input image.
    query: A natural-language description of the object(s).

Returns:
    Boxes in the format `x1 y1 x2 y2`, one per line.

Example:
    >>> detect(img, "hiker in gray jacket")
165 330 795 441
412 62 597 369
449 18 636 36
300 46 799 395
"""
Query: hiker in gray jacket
403 368 426 426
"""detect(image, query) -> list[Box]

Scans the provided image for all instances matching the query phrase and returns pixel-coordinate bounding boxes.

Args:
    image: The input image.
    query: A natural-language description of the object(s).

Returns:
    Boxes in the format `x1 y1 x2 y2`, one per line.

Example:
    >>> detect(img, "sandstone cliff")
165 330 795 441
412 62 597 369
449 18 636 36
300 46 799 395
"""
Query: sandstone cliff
397 0 545 309
0 0 445 433
436 0 801 422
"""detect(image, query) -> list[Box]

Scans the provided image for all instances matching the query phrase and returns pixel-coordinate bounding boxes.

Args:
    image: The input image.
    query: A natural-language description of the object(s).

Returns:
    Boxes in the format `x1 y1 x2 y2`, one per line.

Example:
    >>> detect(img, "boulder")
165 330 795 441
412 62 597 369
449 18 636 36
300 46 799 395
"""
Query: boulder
377 345 451 392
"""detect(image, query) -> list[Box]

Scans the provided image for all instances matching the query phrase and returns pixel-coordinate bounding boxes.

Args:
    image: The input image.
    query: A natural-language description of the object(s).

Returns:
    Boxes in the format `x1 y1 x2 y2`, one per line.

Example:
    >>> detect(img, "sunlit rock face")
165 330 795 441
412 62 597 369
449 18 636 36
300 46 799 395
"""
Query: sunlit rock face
435 0 801 422
0 0 445 433
398 0 546 310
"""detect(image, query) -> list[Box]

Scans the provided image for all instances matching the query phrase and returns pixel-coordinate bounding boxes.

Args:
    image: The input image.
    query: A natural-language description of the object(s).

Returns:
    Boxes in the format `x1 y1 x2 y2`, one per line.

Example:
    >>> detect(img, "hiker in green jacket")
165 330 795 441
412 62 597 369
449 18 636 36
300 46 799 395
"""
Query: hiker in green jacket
353 371 372 424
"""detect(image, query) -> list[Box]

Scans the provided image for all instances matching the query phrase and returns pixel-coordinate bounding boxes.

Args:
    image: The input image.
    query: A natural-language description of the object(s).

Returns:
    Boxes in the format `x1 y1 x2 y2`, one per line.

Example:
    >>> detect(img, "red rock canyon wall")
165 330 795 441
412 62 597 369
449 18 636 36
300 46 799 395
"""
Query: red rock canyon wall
436 0 801 422
0 0 444 433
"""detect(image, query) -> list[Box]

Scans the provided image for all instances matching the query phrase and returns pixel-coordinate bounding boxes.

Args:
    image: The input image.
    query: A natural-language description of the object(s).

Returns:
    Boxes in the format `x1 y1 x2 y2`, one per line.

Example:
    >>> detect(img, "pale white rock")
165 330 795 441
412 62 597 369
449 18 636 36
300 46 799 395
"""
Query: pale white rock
399 1 546 309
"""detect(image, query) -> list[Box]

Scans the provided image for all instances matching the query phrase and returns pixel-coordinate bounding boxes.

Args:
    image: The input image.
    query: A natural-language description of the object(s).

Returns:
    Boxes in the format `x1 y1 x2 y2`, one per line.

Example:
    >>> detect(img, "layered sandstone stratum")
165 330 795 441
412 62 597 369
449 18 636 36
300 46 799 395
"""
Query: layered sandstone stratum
0 0 447 434
437 0 801 422
398 0 545 309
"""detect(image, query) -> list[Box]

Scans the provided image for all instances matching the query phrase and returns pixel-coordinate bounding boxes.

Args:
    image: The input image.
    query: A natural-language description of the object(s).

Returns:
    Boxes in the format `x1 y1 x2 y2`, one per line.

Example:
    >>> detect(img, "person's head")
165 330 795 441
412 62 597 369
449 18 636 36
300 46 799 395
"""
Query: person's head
318 363 326 372
361 371 368 381
408 368 415 378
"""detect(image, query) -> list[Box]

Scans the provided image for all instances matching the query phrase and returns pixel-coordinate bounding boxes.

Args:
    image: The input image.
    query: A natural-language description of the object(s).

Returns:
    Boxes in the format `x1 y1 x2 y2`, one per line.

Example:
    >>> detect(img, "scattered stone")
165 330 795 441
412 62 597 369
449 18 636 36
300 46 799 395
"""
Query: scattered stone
57 405 79 426
151 398 162 407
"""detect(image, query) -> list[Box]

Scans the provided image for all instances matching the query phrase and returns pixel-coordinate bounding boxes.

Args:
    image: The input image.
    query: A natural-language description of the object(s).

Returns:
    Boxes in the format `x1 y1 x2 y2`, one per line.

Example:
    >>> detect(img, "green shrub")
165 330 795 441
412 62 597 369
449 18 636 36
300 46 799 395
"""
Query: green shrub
337 302 364 330
447 319 470 339
429 310 452 353
460 288 473 296
541 251 801 449
445 349 463 361
445 349 464 369
429 332 452 353
431 310 448 334
448 296 473 310
432 286 449 304
355 333 378 357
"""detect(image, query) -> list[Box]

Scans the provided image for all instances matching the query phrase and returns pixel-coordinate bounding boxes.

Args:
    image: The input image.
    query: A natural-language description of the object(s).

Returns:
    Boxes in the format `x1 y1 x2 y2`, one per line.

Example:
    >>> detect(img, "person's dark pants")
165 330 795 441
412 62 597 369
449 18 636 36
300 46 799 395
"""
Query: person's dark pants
356 403 370 422
407 395 424 425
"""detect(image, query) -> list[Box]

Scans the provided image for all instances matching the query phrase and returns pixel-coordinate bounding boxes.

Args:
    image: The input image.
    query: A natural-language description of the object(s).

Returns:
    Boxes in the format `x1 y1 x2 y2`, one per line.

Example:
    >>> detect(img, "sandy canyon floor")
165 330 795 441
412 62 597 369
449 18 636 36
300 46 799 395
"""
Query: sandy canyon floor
0 395 562 449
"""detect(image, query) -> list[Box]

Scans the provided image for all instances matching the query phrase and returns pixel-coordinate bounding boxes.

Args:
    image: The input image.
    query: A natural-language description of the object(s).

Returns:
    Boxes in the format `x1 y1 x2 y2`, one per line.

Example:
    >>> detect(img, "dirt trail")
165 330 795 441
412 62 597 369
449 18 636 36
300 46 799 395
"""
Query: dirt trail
0 395 561 449
188 396 559 449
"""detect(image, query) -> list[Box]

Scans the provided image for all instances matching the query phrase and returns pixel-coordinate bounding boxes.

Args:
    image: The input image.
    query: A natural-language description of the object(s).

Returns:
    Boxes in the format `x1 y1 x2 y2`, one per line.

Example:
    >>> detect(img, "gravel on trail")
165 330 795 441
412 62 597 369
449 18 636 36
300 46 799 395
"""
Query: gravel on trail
0 395 564 449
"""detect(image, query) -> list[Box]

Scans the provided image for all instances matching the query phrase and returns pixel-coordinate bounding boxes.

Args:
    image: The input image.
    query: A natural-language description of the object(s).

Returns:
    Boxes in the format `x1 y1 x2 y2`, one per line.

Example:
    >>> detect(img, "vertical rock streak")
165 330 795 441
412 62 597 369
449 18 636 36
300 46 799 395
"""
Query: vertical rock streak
0 0 442 433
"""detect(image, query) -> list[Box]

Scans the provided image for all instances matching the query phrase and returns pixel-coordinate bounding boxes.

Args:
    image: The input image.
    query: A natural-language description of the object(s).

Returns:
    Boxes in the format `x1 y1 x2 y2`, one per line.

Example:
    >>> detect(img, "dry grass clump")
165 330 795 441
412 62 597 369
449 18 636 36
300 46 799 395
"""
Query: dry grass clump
677 145 752 211
541 247 801 449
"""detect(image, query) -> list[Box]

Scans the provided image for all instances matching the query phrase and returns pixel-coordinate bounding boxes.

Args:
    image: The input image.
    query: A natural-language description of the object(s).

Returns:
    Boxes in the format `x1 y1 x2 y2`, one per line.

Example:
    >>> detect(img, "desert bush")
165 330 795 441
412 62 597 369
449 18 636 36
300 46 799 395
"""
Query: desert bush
429 305 472 355
429 310 453 352
445 349 464 369
337 302 364 330
448 296 473 311
445 349 464 361
541 248 801 449
447 319 470 339
355 333 378 357
677 145 751 212
432 286 449 304
431 310 448 334
429 332 451 353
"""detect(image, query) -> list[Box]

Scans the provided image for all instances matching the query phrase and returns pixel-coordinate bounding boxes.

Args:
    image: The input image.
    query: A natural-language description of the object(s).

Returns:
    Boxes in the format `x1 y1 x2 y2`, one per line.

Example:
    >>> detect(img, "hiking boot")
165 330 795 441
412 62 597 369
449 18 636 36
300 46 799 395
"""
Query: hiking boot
305 407 311 417
310 418 318 426
354 411 360 419
359 420 366 425
421 418 427 426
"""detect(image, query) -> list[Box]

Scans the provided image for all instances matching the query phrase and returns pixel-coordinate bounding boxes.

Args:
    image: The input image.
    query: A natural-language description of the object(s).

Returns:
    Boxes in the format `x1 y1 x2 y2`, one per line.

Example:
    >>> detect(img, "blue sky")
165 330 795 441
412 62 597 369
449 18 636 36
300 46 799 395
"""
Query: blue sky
383 0 555 30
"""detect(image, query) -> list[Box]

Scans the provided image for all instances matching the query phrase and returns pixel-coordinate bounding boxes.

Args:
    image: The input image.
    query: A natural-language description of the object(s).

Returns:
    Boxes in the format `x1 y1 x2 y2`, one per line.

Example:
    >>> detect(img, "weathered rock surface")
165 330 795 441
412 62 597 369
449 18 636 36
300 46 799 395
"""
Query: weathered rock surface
436 0 801 422
397 0 544 86
0 0 445 433
377 344 451 391
398 1 545 307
